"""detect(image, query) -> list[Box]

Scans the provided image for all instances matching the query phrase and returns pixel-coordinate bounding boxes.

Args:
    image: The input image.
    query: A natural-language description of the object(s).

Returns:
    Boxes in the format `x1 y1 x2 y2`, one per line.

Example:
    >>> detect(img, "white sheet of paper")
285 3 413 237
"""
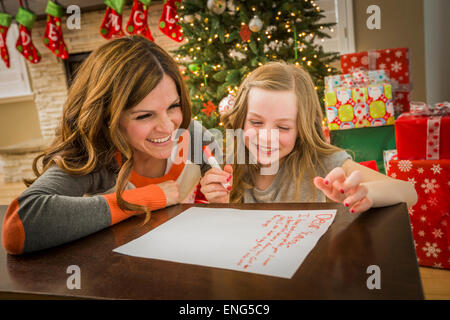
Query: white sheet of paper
113 207 337 279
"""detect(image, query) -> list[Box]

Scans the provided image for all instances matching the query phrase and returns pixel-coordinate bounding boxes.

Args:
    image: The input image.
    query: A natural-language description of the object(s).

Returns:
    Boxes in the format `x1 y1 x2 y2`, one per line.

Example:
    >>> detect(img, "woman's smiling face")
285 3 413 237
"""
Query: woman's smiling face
243 87 298 167
119 74 183 160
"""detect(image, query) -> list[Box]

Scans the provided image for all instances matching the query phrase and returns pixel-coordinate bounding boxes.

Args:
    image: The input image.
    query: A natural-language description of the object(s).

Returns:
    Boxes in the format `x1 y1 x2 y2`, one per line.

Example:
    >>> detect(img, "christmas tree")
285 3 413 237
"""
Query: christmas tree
172 0 340 131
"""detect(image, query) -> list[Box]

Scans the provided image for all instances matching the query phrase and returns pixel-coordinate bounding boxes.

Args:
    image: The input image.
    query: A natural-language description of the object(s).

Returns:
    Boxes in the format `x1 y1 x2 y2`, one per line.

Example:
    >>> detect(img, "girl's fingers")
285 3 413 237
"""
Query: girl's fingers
343 185 368 208
313 177 332 194
325 167 347 195
203 173 230 186
324 167 346 186
207 167 230 177
315 176 345 202
341 170 363 193
206 191 229 202
349 197 373 214
200 182 228 195
223 164 233 175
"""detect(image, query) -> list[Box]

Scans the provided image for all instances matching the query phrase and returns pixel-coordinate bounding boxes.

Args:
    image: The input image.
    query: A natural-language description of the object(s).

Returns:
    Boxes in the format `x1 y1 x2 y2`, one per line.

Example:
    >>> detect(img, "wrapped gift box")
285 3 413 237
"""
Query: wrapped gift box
383 149 398 173
395 102 450 160
386 159 450 269
358 160 379 172
330 125 396 174
340 48 411 114
325 84 395 131
325 70 390 91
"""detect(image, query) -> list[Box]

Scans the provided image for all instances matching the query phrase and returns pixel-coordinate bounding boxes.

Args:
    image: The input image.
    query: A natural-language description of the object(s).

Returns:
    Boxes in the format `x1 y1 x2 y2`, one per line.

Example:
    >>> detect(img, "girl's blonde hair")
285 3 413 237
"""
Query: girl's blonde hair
221 61 341 203
25 35 191 222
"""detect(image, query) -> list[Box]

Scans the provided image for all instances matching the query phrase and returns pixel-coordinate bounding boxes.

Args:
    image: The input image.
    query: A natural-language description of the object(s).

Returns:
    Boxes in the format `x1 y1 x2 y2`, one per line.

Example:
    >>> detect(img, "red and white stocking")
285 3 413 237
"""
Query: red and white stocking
0 13 12 68
100 0 126 39
126 0 154 41
159 0 183 42
15 7 41 64
43 1 69 59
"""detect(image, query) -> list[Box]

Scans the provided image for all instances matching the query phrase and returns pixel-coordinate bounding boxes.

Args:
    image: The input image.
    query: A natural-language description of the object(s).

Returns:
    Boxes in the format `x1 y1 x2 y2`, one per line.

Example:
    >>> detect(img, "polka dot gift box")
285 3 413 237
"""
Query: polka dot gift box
325 84 395 131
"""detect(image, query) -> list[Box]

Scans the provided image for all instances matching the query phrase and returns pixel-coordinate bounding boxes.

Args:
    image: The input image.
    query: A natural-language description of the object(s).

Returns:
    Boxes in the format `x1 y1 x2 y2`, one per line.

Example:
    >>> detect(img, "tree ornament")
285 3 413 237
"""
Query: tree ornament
183 14 194 23
228 49 246 61
15 7 41 64
0 12 12 68
99 0 126 39
239 24 251 42
207 0 226 15
266 25 277 34
227 0 236 15
43 1 69 60
159 0 184 42
201 101 218 117
249 15 263 32
125 0 154 41
219 94 235 115
188 63 201 73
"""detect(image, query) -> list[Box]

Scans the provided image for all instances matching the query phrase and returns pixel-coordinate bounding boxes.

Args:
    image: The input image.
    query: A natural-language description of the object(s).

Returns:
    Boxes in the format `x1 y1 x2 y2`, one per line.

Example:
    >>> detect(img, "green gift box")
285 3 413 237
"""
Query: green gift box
330 125 396 174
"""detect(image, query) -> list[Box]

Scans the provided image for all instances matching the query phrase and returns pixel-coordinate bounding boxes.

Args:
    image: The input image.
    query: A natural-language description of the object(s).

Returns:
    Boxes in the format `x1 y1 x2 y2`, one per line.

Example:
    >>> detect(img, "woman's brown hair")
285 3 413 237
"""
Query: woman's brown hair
221 61 341 203
25 35 191 222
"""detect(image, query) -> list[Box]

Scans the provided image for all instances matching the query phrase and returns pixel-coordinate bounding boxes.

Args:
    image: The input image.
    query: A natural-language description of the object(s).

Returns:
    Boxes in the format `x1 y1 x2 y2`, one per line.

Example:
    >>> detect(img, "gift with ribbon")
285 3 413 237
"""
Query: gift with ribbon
386 159 450 269
341 48 412 115
325 69 390 91
395 101 450 160
325 83 395 131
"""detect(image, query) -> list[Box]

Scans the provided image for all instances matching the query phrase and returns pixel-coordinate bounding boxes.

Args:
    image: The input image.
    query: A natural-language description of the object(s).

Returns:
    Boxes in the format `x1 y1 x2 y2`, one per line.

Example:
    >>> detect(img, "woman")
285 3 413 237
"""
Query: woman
2 36 214 255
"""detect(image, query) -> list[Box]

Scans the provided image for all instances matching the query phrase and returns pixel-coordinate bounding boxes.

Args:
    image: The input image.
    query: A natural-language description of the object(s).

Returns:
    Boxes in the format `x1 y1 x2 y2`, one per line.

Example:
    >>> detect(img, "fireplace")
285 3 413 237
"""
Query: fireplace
63 52 92 88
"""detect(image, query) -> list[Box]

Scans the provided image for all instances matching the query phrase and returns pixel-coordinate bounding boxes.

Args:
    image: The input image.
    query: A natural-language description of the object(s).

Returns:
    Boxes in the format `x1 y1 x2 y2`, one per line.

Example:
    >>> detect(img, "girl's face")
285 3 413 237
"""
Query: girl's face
243 87 298 167
119 74 183 160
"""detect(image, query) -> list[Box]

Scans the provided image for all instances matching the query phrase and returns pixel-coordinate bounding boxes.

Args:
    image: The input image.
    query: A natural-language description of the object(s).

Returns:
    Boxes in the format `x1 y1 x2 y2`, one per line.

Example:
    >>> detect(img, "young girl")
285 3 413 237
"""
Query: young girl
2 36 214 255
200 62 417 212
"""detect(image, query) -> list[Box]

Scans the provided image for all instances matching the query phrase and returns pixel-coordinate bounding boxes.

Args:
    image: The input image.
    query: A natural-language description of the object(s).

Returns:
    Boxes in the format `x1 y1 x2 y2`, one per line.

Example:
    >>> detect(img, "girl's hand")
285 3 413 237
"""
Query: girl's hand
313 167 373 214
157 180 180 207
200 165 233 203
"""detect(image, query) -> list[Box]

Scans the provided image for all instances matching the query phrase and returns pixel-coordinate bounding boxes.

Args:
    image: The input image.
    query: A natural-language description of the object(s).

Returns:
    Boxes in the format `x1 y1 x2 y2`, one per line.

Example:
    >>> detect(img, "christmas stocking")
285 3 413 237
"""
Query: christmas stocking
159 0 183 42
0 12 12 68
100 0 126 39
126 0 154 41
43 1 69 59
15 7 41 64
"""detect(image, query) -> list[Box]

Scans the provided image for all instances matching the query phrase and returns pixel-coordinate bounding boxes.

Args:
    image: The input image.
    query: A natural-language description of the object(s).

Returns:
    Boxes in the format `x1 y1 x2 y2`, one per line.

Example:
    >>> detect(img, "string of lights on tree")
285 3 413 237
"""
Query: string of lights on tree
172 0 340 131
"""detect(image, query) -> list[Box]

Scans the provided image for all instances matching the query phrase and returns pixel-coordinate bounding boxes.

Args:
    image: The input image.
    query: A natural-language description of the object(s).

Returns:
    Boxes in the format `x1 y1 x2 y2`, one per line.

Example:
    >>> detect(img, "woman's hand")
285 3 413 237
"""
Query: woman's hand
200 165 233 203
313 167 373 214
157 180 180 206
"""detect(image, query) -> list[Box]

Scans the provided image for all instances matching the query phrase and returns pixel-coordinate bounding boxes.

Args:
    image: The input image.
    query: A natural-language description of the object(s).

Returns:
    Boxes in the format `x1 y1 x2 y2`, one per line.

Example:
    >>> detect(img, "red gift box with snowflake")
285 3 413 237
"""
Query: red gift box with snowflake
340 48 411 115
386 159 450 269
395 102 450 161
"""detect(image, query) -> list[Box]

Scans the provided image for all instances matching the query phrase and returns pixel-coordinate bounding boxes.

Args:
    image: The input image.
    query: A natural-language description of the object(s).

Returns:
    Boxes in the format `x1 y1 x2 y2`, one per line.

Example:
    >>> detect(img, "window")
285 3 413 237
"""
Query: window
315 0 355 54
0 23 33 101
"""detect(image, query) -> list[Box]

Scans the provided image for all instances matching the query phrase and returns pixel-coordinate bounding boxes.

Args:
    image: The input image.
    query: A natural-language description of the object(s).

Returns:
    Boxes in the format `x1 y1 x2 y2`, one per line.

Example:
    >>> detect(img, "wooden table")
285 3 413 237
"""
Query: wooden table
0 203 424 300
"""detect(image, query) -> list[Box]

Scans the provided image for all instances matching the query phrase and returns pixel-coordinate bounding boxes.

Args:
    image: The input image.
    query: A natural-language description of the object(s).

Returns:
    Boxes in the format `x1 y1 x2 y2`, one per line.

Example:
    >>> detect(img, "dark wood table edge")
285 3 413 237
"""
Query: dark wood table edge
0 203 425 300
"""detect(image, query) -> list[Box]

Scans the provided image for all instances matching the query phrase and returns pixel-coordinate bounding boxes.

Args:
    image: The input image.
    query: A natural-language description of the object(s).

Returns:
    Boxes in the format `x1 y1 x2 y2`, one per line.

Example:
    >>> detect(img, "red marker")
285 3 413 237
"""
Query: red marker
203 145 231 189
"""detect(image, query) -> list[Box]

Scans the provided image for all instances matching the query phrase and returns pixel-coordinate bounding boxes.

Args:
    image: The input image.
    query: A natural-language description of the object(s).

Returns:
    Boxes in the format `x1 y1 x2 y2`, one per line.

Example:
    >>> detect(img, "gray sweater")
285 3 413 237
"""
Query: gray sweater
243 151 352 203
